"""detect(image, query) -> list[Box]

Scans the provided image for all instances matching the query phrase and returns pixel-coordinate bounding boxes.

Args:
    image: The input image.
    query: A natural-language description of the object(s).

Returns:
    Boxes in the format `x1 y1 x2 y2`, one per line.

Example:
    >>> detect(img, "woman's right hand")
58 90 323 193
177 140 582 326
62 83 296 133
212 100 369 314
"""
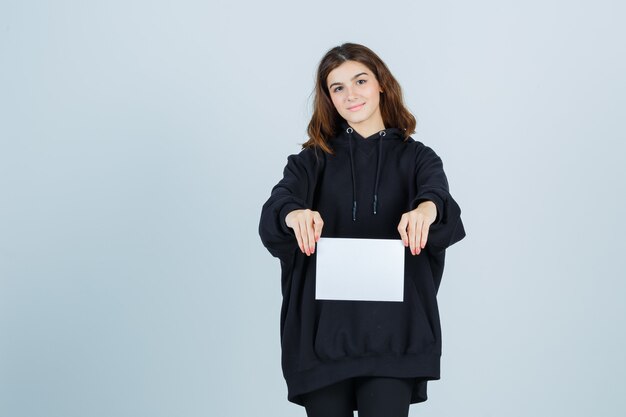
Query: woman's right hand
285 209 324 256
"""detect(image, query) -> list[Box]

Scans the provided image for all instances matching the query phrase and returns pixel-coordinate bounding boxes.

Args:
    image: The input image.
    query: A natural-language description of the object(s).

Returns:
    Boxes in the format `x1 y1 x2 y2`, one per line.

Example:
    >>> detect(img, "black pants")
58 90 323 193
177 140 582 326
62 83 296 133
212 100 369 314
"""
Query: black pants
300 376 414 417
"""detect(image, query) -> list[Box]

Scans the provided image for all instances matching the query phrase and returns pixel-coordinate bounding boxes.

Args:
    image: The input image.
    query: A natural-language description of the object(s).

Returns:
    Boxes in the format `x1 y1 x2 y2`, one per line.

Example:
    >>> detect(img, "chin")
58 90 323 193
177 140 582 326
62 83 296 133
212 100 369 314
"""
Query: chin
340 112 364 124
345 116 369 125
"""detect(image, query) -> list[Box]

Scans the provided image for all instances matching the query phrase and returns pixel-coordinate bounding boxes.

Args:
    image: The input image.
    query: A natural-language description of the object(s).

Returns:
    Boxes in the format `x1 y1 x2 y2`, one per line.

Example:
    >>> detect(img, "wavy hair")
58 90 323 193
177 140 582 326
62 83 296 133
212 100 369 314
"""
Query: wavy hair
303 43 416 154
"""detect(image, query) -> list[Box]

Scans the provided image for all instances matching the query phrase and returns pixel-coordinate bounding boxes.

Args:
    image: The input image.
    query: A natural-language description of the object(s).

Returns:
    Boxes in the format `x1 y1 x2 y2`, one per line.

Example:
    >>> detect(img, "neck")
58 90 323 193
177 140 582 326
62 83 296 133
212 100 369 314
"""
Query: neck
347 114 385 139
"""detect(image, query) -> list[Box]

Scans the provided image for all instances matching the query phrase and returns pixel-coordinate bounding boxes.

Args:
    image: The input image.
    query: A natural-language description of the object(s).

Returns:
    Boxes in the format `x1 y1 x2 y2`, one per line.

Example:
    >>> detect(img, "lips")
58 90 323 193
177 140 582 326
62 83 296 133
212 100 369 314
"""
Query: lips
347 103 365 111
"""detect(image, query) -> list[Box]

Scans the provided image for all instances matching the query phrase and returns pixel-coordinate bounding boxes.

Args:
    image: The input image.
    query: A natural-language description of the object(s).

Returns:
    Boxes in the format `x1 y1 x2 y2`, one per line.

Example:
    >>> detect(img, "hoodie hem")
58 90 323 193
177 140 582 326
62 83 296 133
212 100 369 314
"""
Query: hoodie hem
284 351 441 407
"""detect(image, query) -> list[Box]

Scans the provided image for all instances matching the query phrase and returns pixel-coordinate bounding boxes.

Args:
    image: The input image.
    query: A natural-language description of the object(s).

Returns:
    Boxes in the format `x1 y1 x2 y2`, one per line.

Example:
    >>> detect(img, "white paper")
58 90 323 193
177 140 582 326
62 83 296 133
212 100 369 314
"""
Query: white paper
315 237 405 302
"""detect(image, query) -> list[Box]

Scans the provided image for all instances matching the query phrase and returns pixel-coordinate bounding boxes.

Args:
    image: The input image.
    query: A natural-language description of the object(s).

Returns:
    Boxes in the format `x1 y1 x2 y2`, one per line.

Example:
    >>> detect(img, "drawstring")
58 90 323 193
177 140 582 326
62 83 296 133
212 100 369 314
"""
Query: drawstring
347 127 358 221
374 130 385 215
346 126 386 221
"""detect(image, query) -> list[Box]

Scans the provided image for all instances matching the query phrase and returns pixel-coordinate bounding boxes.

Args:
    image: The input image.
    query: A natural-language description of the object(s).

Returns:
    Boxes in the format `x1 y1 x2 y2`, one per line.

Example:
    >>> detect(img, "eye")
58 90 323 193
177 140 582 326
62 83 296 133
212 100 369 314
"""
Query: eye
332 86 343 93
356 79 367 85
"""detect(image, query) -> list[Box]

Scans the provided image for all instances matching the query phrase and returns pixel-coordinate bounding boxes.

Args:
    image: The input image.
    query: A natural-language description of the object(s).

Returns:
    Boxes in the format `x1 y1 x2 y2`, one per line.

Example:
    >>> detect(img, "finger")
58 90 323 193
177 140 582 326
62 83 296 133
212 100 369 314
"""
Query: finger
420 219 430 249
413 217 424 255
306 214 316 254
299 218 311 255
397 215 408 246
293 221 304 254
313 212 324 242
407 217 416 255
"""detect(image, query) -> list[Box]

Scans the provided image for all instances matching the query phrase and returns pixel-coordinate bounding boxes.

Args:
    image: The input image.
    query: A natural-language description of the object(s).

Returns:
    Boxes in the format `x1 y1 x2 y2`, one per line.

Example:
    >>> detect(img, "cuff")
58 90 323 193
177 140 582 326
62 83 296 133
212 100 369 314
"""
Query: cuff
411 193 444 225
279 203 308 235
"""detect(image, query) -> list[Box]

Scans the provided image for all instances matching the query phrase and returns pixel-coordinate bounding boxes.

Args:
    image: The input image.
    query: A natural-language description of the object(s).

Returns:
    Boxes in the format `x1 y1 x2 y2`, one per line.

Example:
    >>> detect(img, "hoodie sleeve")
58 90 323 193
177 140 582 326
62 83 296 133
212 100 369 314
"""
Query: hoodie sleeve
258 149 319 262
409 144 466 253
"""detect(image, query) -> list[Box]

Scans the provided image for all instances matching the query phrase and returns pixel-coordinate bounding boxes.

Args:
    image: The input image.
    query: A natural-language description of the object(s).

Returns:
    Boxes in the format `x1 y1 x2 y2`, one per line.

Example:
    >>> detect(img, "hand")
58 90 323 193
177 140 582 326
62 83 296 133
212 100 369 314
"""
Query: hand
285 209 324 256
397 201 437 255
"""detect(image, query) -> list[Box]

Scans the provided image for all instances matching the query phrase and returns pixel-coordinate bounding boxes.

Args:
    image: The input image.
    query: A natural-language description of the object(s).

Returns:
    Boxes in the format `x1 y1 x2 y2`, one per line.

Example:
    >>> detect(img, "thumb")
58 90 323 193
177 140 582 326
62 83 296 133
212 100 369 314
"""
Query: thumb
313 211 324 241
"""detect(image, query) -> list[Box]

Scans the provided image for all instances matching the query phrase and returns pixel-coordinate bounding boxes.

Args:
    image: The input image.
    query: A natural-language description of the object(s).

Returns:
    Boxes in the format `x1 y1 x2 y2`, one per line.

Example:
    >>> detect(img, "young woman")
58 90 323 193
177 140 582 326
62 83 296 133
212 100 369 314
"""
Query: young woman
258 43 466 417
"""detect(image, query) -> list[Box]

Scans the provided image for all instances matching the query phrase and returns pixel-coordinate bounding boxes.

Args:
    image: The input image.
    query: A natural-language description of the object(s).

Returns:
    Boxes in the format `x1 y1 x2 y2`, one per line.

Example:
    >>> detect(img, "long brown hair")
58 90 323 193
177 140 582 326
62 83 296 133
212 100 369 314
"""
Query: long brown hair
303 43 417 154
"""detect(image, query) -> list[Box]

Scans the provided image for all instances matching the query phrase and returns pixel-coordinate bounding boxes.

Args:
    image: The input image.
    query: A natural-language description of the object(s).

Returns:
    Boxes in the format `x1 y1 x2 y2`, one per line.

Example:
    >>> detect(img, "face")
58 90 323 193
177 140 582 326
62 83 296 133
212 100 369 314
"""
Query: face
326 60 384 131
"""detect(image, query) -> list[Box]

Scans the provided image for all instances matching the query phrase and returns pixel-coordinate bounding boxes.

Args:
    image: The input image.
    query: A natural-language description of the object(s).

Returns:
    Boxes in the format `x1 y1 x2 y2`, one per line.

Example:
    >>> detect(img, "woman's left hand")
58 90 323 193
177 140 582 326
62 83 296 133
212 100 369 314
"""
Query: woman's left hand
397 201 437 255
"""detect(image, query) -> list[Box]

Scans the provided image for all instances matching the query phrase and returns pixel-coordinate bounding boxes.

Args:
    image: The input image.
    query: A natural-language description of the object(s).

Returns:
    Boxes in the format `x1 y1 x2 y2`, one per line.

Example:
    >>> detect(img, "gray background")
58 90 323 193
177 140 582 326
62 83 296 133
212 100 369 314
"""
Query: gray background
1 1 625 416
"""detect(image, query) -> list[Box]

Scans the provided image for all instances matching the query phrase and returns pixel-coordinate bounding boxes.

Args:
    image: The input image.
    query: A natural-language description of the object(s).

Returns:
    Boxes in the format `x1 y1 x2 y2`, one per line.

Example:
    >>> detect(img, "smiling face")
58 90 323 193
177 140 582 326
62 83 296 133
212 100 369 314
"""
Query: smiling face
326 60 385 135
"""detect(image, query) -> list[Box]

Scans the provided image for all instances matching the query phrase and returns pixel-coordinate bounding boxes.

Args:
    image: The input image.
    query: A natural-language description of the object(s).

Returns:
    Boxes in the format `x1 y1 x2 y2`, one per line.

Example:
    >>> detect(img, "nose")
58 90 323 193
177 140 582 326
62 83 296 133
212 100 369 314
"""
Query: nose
346 86 358 101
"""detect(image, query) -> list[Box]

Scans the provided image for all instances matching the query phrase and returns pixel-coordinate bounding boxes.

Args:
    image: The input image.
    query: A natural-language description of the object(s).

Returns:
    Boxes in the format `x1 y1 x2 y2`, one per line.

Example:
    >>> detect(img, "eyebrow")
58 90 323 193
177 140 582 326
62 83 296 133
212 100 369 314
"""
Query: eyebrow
328 72 368 89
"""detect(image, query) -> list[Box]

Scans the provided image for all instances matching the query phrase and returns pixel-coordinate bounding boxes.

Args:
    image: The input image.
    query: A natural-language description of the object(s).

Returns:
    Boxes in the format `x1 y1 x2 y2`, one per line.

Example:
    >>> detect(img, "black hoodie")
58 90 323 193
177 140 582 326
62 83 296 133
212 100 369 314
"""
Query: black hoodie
258 121 466 408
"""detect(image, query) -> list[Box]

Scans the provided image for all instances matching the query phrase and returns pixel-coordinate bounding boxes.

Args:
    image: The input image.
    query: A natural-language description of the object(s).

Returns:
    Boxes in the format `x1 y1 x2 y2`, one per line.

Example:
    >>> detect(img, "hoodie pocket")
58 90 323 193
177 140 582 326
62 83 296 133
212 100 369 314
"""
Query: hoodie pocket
312 278 437 361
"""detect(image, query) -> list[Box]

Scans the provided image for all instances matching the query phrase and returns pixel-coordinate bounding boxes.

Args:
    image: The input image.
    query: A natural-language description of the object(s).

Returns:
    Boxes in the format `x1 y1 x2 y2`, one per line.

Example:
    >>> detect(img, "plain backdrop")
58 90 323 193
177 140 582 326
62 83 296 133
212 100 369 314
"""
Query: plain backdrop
1 1 625 416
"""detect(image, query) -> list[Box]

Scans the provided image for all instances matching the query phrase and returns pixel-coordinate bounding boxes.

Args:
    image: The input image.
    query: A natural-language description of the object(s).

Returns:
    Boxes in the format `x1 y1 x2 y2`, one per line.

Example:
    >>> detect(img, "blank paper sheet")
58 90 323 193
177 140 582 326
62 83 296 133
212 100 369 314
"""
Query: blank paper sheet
315 237 405 302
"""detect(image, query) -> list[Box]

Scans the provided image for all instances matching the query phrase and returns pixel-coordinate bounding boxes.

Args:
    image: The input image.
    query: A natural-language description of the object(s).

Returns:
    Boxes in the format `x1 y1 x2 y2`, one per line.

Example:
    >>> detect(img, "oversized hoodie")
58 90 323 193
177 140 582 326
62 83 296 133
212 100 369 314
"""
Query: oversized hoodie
258 120 466 408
